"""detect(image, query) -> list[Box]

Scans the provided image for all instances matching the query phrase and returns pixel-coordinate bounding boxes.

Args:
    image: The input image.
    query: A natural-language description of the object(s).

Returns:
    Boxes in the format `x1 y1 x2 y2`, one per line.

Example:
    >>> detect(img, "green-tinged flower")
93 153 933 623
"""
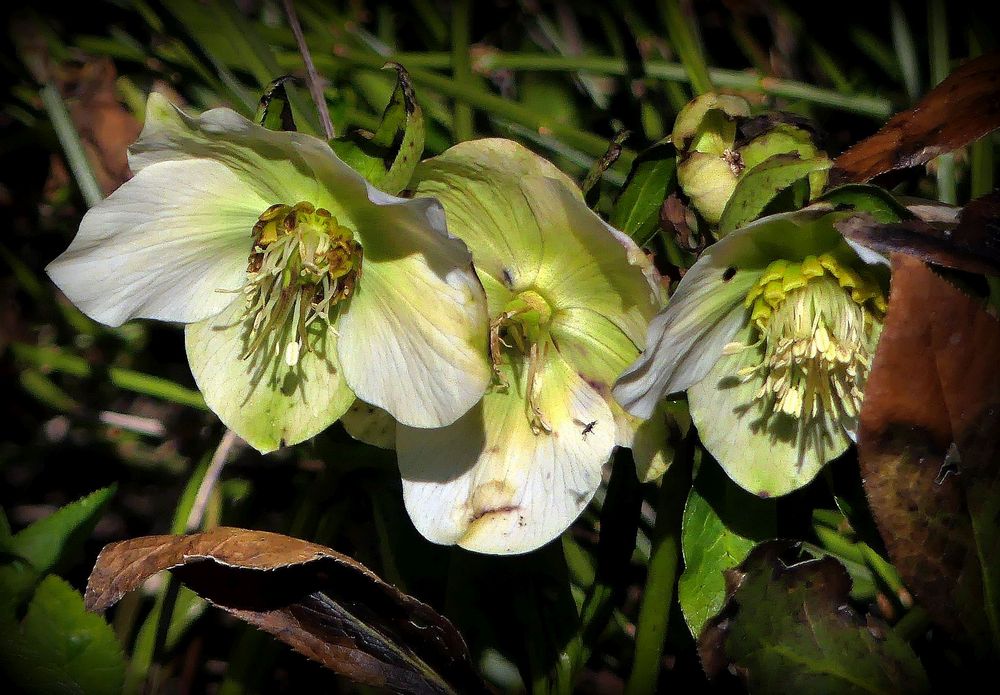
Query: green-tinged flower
46 93 490 452
397 139 666 554
614 209 888 496
673 94 828 225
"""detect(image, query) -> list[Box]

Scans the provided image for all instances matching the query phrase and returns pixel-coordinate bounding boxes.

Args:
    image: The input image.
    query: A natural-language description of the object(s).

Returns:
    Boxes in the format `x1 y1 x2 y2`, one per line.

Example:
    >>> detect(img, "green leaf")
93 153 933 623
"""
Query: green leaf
700 543 930 694
818 184 912 223
678 460 776 637
719 154 832 234
10 486 116 578
609 140 678 244
330 62 425 194
254 75 297 132
0 575 125 695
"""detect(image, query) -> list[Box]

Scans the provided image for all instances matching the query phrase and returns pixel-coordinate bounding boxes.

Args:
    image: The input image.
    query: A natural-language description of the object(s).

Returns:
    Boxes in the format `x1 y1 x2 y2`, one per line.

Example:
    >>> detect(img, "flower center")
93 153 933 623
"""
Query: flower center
240 201 362 366
725 254 886 426
489 289 554 433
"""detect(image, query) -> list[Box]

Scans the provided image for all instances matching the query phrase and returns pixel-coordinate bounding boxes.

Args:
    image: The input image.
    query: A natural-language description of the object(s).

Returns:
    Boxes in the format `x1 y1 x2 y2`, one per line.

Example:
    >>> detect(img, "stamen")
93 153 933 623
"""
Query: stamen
239 201 362 367
730 255 886 451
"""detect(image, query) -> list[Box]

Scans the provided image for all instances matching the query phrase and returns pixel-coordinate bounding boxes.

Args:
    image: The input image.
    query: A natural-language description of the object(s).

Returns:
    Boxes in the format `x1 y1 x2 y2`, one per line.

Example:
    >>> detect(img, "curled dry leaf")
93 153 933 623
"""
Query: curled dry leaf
698 542 929 694
829 51 1000 186
835 191 1000 276
85 527 484 694
858 255 1000 652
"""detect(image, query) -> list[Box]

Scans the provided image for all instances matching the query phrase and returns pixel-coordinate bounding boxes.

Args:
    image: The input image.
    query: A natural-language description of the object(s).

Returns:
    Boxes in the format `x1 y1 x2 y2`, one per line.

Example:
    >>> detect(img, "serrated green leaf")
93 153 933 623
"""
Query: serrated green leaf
700 543 930 694
0 575 125 695
678 461 775 637
254 75 297 132
719 154 832 234
330 62 424 194
11 486 116 578
609 140 677 244
818 184 912 223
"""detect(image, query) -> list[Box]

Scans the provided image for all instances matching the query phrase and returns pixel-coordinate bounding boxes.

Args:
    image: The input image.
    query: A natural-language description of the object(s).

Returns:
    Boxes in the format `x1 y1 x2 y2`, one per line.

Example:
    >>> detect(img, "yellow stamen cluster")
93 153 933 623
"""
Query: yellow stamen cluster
724 255 886 427
489 289 554 433
241 201 362 366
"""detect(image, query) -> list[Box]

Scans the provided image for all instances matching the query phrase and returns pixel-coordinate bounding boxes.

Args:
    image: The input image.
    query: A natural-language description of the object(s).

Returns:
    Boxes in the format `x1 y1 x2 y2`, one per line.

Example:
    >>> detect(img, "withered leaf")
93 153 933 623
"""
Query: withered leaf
699 542 929 694
858 255 1000 653
85 527 484 694
830 52 1000 186
835 191 1000 276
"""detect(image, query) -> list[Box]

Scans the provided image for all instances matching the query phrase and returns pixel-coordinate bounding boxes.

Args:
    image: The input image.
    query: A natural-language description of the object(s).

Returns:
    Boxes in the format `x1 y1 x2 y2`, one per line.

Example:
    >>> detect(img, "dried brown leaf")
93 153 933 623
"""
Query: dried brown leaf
858 255 1000 650
830 52 1000 186
835 191 1000 275
85 527 484 694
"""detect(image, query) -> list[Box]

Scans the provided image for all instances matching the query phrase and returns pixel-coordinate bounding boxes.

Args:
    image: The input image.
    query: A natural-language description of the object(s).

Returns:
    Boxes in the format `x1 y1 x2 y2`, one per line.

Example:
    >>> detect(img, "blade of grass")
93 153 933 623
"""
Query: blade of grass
928 0 956 204
39 84 103 208
360 51 893 118
281 0 330 137
450 0 474 142
11 343 207 410
890 0 921 103
660 0 713 95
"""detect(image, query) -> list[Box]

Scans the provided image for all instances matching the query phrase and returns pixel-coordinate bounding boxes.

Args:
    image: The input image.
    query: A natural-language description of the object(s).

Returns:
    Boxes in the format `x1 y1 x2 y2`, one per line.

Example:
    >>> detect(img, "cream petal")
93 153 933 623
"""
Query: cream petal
340 400 397 450
336 195 491 428
46 158 262 327
688 325 850 497
185 298 355 454
397 352 615 555
612 212 817 419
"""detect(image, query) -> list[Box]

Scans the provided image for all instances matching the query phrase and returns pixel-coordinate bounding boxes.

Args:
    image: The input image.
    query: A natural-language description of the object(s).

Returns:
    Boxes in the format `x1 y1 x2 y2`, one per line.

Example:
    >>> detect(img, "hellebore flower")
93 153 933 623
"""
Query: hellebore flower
614 209 888 496
46 93 491 452
396 139 665 554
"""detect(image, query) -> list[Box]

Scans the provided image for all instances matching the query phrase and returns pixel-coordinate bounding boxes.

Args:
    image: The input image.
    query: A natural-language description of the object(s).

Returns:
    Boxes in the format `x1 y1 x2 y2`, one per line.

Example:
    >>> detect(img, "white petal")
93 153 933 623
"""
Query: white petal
614 211 807 419
337 196 491 428
397 353 615 555
185 298 355 453
46 159 263 327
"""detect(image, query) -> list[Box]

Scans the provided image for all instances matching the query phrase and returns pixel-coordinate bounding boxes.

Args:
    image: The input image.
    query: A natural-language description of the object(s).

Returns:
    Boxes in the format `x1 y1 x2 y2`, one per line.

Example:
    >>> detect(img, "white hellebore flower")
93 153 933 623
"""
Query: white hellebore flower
615 209 888 497
396 139 667 555
47 93 491 452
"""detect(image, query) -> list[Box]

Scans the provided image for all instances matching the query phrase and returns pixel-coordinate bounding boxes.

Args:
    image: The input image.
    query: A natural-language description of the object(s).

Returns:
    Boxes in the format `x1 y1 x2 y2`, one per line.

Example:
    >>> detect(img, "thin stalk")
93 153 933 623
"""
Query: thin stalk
364 51 892 118
40 84 103 208
859 542 913 608
185 429 240 532
928 0 956 204
283 0 333 138
450 0 474 142
660 0 713 95
625 437 693 694
890 0 921 103
12 343 206 409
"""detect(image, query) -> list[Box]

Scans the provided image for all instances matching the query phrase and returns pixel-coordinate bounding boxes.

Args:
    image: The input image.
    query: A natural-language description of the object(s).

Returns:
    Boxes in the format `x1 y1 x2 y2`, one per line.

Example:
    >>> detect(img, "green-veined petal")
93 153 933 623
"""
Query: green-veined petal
687 324 850 497
46 158 261 327
185 298 354 453
336 195 490 428
396 352 614 554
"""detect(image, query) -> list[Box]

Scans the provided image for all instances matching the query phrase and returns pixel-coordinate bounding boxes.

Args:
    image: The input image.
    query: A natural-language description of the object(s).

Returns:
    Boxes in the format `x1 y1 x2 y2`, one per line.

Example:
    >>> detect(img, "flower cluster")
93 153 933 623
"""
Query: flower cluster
47 90 887 553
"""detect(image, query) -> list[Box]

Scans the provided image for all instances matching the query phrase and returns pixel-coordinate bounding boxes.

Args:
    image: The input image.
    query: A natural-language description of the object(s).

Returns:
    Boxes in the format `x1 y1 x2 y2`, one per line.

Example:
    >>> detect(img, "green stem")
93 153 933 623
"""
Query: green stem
660 0 713 95
625 437 693 695
306 50 894 119
11 342 207 409
928 0 956 204
39 84 103 208
450 0 474 142
859 542 912 607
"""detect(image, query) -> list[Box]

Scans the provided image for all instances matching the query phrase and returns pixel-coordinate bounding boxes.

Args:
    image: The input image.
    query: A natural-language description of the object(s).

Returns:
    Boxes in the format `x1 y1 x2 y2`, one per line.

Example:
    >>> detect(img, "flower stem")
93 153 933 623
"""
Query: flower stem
625 435 693 695
39 83 103 208
283 0 333 138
